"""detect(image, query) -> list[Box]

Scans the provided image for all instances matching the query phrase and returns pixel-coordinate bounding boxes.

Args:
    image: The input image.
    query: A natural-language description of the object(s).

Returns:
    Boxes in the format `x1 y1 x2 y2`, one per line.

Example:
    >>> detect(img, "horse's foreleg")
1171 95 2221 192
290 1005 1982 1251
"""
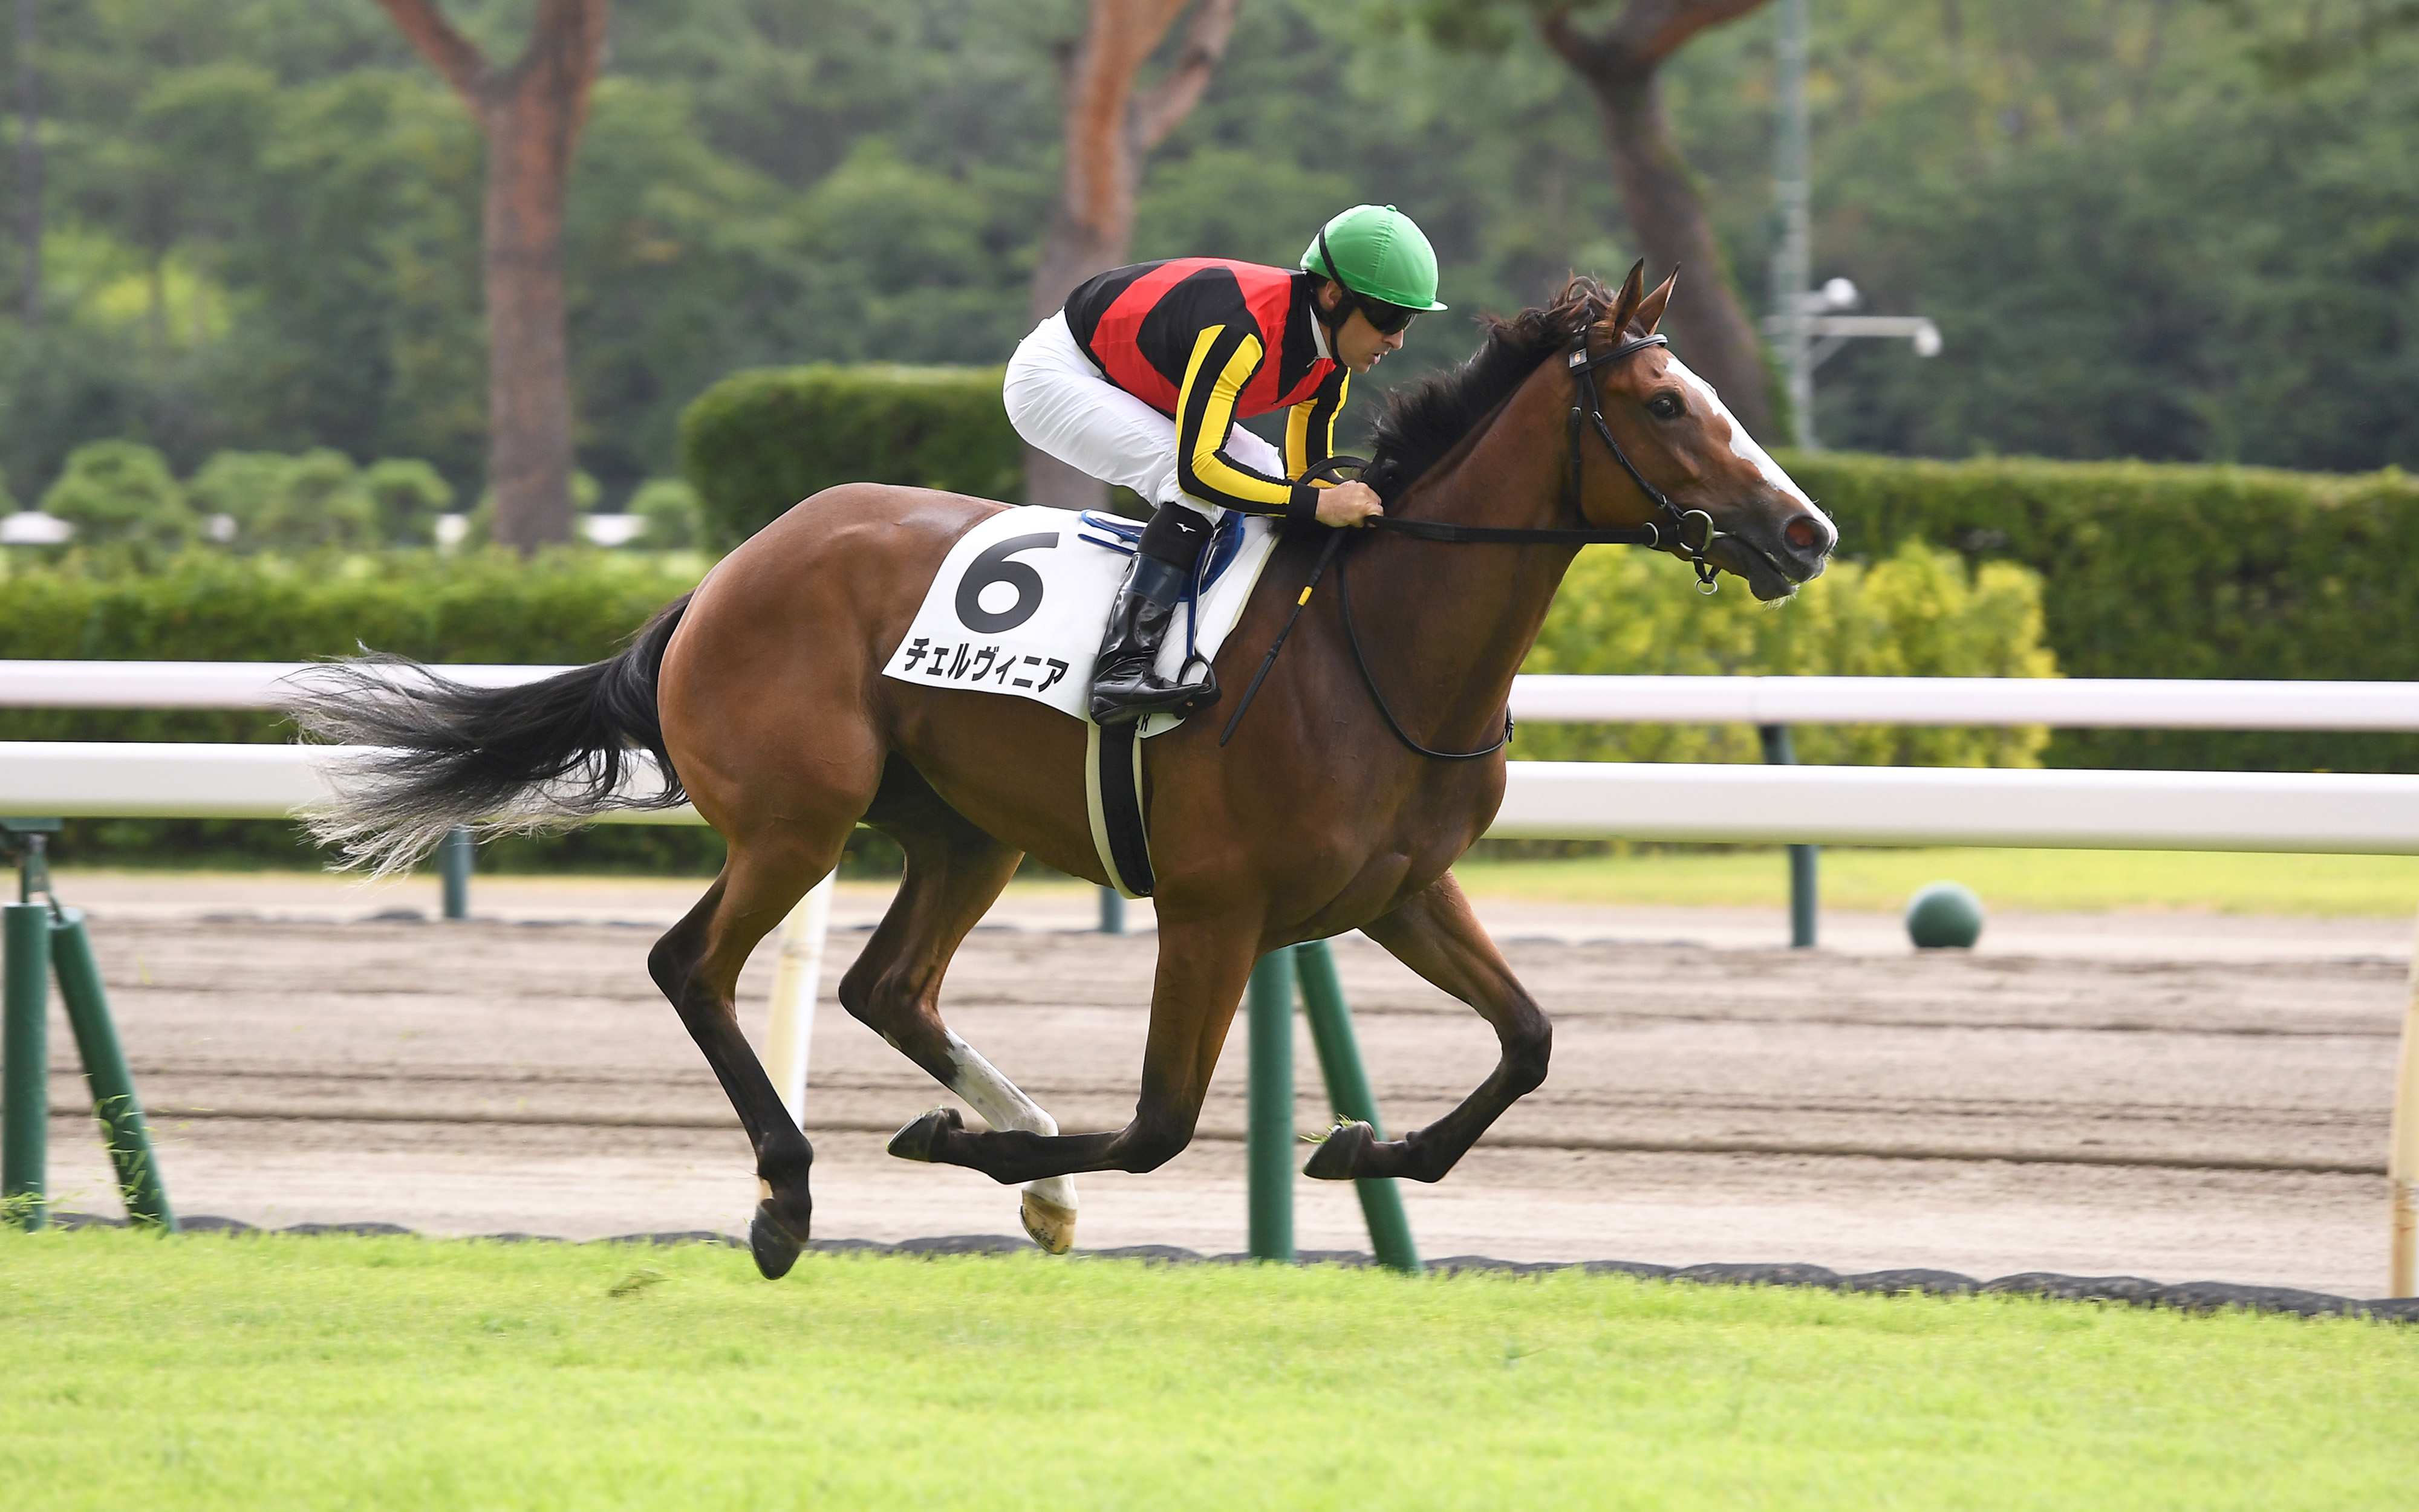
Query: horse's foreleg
890 911 1258 1187
1306 871 1551 1185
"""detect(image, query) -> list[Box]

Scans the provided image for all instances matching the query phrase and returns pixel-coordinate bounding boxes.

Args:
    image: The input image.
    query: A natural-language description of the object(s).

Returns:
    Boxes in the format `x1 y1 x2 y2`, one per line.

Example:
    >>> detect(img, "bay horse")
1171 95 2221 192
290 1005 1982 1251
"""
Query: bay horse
293 263 1834 1278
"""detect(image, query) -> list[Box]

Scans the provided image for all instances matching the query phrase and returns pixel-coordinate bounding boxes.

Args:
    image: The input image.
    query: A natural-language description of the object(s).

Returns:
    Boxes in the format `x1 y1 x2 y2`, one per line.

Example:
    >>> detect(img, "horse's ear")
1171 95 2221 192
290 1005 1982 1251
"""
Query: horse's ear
1603 259 1648 335
1633 267 1679 336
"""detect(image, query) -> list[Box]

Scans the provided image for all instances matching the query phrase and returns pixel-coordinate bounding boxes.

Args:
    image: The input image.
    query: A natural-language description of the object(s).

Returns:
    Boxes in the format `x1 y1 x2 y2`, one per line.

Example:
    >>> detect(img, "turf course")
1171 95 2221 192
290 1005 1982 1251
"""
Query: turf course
1452 846 2419 917
4 1231 2414 1509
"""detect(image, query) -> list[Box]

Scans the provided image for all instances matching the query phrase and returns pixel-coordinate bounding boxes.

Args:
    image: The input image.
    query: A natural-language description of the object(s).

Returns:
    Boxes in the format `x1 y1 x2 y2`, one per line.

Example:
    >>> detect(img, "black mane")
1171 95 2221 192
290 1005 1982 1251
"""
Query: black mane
1361 276 1613 501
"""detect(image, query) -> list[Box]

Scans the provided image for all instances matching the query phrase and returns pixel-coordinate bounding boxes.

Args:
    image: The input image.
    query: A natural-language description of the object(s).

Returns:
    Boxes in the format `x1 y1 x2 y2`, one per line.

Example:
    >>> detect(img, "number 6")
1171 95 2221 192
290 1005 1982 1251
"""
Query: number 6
956 532 1058 634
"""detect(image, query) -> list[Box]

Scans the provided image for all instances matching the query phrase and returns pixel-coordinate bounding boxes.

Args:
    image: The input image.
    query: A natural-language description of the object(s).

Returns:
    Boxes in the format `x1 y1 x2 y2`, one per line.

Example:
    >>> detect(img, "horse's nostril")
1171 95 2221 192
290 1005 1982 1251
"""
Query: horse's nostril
1785 516 1822 552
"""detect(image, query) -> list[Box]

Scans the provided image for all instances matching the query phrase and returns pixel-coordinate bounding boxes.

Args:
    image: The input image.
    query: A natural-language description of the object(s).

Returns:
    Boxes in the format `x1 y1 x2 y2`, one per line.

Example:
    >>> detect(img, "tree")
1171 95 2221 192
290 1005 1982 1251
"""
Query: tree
1532 1 1777 440
1024 0 1241 510
377 0 608 550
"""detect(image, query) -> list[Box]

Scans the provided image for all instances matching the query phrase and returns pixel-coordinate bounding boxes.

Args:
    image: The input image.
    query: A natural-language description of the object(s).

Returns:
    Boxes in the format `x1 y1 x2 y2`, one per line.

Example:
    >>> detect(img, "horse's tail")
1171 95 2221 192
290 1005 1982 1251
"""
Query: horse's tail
284 591 695 877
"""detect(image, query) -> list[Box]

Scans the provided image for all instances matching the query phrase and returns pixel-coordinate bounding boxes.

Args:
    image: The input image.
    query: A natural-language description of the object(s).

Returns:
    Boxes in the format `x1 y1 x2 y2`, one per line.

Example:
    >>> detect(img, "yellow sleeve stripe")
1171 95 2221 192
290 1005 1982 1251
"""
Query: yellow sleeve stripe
1178 327 1294 509
1284 371 1351 482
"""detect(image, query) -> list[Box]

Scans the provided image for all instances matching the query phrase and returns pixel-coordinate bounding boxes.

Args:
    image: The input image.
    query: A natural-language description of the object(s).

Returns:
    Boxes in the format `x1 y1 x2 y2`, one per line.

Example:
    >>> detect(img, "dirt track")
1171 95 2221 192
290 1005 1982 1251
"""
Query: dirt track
33 874 2414 1296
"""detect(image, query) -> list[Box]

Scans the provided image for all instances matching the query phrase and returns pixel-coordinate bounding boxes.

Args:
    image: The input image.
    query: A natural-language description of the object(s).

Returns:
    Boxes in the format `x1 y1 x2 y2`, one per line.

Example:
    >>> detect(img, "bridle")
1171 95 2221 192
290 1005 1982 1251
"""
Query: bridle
1218 325 1745 759
1559 331 1723 593
1347 329 1728 590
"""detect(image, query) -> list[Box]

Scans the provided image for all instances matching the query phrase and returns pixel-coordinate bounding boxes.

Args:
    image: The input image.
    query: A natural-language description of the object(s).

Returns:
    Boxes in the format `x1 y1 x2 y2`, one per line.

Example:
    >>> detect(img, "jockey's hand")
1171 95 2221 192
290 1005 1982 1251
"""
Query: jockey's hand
1316 481 1385 528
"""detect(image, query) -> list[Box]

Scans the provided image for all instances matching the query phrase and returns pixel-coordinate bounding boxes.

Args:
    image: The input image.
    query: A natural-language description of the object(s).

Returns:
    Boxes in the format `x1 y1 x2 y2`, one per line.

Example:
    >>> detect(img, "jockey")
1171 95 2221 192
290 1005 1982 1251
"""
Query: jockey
1004 203 1448 726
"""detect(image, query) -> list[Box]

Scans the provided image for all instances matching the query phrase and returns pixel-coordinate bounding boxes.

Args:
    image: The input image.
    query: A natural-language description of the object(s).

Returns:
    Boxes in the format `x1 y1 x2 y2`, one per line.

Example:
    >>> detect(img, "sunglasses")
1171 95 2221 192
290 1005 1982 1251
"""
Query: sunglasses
1352 297 1420 337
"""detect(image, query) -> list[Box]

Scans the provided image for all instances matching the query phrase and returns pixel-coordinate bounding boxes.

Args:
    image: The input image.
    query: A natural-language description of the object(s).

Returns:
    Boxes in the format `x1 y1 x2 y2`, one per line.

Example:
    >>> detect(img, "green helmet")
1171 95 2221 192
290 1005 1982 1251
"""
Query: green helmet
1300 204 1448 313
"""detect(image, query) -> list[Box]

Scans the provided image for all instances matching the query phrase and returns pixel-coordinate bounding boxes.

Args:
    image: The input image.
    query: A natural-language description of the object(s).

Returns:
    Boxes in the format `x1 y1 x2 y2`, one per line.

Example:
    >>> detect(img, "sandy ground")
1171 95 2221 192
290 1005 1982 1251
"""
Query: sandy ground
30 870 2416 1297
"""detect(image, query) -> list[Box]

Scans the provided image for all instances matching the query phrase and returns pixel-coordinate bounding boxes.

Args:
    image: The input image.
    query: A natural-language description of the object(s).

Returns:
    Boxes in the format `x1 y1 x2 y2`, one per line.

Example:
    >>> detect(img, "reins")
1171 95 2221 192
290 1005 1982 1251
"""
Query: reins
1218 326 1720 759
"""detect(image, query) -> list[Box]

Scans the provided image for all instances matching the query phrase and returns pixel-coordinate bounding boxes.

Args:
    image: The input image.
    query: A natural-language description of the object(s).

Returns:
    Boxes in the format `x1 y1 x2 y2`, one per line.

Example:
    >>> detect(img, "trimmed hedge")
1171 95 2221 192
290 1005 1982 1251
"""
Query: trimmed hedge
0 549 724 873
1786 453 2419 771
679 365 1021 550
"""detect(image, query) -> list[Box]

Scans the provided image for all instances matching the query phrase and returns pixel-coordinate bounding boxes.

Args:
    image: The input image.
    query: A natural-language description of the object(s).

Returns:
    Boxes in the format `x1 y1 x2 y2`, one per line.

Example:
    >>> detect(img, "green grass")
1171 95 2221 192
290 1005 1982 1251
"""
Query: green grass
1451 846 2419 917
3 1231 2414 1509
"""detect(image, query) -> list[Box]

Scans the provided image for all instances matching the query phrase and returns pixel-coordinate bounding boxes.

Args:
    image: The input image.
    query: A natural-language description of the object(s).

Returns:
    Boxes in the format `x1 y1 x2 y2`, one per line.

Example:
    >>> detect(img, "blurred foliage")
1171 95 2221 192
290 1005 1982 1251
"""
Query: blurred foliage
629 478 705 551
38 440 197 557
4 0 2414 501
0 546 703 686
70 443 456 554
0 543 708 870
360 458 456 546
1520 540 2054 768
682 364 1021 547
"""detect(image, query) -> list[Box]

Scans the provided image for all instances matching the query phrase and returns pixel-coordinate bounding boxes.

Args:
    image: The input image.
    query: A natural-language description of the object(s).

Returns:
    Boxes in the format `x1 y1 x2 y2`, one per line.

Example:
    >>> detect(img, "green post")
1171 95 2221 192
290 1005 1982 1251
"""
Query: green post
1098 885 1125 935
50 910 174 1231
1292 940 1422 1274
1245 950 1295 1261
1759 724 1818 948
439 826 474 921
3 902 50 1230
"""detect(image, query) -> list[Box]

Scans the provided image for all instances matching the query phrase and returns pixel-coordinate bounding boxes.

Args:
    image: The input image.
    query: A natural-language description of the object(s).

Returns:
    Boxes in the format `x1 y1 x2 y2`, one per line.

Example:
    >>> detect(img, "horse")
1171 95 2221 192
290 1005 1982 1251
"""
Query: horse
291 262 1834 1279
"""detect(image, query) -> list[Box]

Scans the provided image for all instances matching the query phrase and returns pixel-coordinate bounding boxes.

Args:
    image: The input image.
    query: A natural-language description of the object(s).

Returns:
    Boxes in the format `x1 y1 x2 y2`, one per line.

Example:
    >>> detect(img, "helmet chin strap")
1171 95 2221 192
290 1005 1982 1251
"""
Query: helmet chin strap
1312 229 1357 351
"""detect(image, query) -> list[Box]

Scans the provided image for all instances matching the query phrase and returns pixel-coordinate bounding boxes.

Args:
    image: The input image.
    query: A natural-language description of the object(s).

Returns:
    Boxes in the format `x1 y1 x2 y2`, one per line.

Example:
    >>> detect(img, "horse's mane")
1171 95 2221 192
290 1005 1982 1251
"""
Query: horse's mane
1361 275 1613 501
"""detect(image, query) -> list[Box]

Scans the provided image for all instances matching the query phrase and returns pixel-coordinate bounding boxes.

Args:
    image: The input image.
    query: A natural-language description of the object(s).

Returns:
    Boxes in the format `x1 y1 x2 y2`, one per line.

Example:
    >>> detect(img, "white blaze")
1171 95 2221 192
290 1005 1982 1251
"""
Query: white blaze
1669 359 1833 536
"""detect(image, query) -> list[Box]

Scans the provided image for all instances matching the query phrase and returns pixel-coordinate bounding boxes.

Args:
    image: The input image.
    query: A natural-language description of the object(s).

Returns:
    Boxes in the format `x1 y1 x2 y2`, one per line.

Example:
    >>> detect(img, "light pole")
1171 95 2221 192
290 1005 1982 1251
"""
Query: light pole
1769 0 1812 449
1766 0 1939 451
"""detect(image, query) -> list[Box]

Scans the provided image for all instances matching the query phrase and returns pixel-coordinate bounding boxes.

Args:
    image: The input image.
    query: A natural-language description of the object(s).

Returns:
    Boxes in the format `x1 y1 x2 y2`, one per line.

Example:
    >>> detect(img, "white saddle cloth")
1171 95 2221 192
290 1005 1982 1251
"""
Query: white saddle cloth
879 505 1280 738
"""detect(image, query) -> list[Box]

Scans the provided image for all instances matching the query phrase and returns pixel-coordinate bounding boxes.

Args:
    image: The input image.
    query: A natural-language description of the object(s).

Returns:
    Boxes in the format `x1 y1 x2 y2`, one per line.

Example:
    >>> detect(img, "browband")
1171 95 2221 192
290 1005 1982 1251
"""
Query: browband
1569 332 1669 373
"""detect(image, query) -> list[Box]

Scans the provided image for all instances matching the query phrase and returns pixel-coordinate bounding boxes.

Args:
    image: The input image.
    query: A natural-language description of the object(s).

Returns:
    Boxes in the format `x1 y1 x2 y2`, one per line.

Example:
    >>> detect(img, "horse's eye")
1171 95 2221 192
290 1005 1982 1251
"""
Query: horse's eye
1647 393 1684 420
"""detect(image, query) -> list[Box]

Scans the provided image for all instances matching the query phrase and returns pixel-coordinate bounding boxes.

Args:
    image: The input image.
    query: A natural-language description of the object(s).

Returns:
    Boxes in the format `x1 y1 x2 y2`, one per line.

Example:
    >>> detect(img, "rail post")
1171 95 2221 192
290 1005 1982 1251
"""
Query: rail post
2 900 47 1229
1758 724 1818 947
438 825 474 920
1292 940 1421 1274
50 909 174 1230
763 874 835 1126
1098 885 1124 935
1246 950 1295 1261
2391 906 2418 1297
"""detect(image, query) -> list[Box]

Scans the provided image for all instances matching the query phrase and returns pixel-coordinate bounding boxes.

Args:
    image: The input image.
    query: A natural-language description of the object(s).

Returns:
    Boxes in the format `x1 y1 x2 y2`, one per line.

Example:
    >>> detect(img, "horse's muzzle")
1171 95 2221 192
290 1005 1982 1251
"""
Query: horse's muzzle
1723 510 1834 601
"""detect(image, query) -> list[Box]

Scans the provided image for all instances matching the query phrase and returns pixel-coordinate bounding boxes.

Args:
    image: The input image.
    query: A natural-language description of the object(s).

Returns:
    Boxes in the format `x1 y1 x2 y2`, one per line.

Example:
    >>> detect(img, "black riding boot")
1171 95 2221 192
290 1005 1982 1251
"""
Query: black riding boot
1089 506 1219 726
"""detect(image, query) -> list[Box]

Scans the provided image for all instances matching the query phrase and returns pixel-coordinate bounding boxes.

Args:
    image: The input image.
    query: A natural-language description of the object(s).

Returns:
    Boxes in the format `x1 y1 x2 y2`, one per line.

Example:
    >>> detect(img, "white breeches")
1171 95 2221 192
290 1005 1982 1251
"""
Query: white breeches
1004 311 1286 522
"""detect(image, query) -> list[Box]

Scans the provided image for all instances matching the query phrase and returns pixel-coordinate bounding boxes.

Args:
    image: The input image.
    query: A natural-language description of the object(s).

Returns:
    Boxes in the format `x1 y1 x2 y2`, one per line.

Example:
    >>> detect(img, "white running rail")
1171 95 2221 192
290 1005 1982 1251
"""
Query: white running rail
10 660 2419 730
1506 674 2419 730
2 741 2415 855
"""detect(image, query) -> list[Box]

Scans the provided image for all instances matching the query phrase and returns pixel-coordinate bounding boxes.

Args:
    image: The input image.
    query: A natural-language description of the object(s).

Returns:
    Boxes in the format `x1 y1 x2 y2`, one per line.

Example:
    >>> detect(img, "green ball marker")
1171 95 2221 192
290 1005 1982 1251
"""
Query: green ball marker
1906 881 1985 949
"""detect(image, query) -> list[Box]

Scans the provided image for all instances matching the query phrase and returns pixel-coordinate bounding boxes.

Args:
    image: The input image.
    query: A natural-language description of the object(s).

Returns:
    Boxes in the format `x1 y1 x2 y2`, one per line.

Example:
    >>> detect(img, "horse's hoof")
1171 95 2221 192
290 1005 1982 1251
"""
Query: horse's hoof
1303 1120 1376 1181
749 1204 806 1280
887 1107 960 1163
1020 1191 1078 1255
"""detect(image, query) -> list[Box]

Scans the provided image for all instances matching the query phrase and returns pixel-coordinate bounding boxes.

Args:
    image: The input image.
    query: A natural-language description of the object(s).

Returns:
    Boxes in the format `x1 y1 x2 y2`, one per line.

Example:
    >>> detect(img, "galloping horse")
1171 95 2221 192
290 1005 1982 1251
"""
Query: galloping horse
294 263 1834 1279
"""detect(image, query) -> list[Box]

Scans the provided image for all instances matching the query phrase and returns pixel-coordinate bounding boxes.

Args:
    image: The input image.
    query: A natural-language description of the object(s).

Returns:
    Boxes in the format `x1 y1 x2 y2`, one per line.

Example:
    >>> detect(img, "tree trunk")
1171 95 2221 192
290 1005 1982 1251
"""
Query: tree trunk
1024 0 1239 510
379 0 607 551
1542 1 1777 441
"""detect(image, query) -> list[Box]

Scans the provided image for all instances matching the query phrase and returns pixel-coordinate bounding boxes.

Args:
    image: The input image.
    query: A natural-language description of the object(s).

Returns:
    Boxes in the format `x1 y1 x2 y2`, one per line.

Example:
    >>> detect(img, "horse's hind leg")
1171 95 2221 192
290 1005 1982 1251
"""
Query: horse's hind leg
648 820 851 1280
1304 870 1552 1186
841 776 1082 1251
